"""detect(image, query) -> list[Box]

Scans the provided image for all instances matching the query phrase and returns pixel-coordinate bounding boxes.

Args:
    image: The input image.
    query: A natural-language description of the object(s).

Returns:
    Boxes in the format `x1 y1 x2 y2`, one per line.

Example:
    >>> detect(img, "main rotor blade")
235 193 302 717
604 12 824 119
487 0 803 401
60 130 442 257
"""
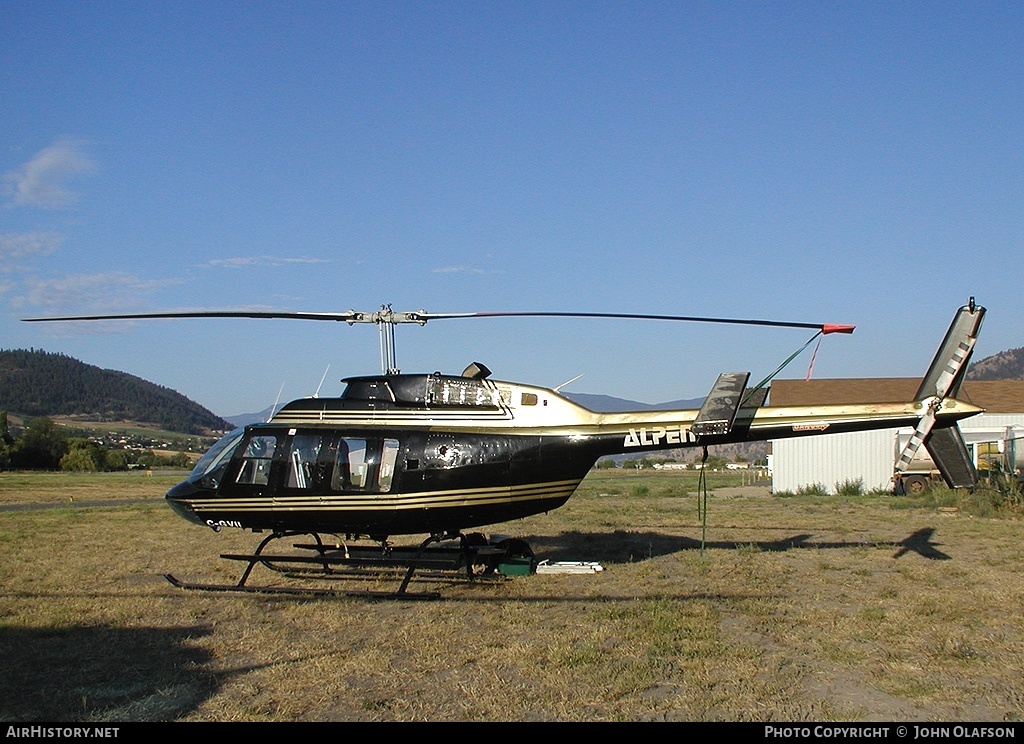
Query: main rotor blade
22 308 855 334
410 311 855 334
22 310 368 323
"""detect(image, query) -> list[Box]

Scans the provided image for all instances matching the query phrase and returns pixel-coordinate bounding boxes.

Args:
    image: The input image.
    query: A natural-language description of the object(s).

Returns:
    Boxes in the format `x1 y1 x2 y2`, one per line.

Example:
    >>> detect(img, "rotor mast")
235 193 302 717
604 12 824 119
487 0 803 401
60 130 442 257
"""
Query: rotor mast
379 318 397 374
364 305 428 375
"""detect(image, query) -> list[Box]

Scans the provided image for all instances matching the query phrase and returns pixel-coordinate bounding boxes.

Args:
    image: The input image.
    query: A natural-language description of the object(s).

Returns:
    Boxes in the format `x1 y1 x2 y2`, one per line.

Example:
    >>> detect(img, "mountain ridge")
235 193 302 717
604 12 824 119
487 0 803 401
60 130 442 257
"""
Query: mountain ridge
967 346 1024 380
0 349 231 435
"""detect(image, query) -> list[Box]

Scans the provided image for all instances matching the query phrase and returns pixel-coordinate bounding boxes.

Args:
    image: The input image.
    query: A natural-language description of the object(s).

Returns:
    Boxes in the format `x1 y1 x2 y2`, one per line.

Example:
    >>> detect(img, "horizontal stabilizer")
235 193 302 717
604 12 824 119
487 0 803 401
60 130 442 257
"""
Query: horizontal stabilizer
925 424 979 489
692 372 750 436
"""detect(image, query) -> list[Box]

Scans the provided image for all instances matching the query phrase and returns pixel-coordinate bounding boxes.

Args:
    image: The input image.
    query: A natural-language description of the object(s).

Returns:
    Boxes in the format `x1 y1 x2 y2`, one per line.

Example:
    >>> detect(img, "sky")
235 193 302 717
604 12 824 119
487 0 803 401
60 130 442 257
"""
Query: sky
2 1 1022 418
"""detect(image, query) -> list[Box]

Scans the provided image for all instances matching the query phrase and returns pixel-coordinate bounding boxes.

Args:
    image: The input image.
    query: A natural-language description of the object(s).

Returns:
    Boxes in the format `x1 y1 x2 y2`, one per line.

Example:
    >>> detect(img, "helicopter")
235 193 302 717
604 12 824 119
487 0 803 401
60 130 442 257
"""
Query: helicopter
23 299 986 598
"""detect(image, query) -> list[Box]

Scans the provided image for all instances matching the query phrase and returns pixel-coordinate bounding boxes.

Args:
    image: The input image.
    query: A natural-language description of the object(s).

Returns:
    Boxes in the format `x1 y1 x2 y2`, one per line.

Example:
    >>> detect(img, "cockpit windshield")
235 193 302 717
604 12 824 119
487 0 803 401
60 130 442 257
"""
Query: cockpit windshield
189 427 245 488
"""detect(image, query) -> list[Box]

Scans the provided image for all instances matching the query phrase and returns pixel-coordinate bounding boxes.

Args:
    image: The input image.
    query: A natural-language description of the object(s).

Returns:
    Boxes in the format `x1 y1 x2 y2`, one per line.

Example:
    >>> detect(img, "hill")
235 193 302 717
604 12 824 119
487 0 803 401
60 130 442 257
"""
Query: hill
967 347 1024 380
564 392 704 412
0 349 231 435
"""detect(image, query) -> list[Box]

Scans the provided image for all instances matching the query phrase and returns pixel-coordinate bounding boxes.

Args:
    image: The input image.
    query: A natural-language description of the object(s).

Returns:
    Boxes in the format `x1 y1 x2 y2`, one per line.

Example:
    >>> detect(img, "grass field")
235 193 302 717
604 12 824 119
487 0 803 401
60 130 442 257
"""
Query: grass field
1 468 1022 722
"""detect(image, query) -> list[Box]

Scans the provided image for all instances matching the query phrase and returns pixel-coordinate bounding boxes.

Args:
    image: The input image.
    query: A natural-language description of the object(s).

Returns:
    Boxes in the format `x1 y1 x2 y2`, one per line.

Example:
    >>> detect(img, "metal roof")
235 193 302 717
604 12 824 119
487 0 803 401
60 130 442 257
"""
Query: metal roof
768 378 1024 414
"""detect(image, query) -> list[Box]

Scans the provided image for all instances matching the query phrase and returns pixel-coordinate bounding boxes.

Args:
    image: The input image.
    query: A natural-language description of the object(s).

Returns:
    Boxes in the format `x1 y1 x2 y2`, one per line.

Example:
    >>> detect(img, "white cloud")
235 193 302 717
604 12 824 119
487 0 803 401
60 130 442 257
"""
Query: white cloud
200 256 332 269
11 272 181 315
2 138 95 209
0 232 63 271
432 265 491 275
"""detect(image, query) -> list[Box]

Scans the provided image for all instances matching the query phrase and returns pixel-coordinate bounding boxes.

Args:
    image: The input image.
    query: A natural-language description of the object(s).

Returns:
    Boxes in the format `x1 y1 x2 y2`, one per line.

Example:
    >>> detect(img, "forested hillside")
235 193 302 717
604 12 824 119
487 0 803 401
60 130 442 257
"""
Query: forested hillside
968 347 1024 380
0 349 230 435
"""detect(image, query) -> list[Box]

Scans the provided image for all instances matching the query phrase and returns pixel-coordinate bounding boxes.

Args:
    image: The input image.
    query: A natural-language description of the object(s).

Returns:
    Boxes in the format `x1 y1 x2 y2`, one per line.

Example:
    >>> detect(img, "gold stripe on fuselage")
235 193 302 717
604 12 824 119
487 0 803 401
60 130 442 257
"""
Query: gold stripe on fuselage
178 478 582 515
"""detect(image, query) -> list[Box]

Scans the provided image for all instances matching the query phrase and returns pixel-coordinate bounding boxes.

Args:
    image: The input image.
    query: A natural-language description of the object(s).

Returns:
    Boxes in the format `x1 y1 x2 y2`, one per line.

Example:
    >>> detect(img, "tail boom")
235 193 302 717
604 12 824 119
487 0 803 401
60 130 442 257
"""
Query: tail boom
742 397 982 444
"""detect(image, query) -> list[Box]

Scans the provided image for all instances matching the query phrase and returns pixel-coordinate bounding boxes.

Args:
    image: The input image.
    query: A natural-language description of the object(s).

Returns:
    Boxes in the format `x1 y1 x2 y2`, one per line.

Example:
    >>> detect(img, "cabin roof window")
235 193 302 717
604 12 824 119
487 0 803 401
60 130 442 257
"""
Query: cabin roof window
426 376 500 407
343 379 396 402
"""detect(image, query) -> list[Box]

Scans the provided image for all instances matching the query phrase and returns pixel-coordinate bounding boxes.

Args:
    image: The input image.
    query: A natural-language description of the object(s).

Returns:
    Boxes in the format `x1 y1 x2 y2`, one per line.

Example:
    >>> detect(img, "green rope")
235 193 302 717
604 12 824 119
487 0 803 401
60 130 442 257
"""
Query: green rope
740 330 824 407
697 330 828 554
698 446 709 553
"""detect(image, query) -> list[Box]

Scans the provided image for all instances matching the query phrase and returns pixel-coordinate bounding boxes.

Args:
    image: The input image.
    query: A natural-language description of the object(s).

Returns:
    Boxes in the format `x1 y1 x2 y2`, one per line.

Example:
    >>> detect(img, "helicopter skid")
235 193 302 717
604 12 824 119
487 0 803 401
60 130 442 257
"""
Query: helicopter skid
164 531 531 600
163 572 445 600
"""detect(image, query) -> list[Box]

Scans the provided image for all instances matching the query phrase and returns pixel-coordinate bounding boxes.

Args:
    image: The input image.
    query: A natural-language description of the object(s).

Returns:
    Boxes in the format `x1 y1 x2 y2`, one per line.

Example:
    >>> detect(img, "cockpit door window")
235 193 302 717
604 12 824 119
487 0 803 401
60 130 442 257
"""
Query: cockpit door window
235 434 278 486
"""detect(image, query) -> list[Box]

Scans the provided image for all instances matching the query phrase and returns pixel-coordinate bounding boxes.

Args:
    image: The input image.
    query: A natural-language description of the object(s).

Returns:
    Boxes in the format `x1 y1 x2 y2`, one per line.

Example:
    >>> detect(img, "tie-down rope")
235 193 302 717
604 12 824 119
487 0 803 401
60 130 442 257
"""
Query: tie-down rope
701 329 831 550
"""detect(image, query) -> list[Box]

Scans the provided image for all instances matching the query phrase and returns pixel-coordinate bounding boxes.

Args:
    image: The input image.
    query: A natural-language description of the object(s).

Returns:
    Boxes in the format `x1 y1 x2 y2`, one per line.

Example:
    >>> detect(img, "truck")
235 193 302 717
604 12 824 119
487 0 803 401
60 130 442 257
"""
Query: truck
893 426 1024 495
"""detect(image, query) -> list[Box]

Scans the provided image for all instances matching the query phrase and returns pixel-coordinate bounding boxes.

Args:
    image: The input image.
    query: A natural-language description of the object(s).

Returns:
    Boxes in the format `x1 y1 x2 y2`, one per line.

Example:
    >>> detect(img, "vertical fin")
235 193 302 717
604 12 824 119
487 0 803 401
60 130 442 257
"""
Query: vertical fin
692 372 750 436
895 299 986 488
914 297 985 401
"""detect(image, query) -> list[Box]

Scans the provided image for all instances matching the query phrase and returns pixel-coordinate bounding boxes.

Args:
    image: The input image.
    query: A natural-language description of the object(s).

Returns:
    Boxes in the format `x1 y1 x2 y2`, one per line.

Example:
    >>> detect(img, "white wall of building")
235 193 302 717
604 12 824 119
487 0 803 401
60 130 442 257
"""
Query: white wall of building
771 429 895 493
770 414 1024 494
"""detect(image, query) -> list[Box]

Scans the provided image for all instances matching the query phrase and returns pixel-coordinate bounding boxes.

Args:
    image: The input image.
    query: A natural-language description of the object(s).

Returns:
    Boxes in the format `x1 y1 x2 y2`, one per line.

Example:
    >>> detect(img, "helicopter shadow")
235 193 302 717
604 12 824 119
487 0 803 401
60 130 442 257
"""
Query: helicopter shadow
521 526 951 564
0 624 217 721
0 619 341 722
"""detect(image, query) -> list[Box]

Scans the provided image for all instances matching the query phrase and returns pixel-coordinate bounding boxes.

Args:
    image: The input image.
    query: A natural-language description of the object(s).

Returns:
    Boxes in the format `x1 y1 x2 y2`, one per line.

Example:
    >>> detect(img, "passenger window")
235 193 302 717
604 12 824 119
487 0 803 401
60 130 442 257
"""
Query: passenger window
235 435 277 485
379 439 399 492
286 434 324 489
328 437 400 493
332 437 369 490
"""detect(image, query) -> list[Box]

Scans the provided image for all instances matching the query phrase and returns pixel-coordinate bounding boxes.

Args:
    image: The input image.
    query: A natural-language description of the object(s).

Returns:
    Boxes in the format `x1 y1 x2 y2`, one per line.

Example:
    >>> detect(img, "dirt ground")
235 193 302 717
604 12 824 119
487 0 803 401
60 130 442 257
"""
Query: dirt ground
1 474 1023 722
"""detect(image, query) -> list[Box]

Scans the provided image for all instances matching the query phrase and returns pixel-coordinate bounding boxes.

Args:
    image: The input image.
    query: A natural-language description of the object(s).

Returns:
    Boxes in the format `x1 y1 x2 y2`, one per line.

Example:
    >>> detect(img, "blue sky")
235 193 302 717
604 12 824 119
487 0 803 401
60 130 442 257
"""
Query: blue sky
2 2 1021 417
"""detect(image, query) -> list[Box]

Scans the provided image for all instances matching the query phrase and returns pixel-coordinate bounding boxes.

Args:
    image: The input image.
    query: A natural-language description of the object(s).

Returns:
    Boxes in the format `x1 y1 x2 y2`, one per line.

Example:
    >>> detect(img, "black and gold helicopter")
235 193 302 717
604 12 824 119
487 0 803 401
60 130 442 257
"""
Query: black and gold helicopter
24 299 986 598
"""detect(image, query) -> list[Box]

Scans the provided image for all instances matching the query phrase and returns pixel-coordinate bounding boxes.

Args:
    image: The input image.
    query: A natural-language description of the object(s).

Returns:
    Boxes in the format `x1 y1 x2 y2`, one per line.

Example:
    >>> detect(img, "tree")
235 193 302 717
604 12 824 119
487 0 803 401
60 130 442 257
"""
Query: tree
103 449 130 471
10 417 68 470
0 412 12 445
704 454 728 470
167 451 192 468
61 447 99 472
60 438 106 472
136 450 159 468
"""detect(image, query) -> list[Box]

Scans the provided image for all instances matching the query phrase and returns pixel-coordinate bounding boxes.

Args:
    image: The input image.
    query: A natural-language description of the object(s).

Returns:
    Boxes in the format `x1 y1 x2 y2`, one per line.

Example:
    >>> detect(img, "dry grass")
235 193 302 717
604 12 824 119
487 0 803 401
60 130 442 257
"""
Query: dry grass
1 469 1022 722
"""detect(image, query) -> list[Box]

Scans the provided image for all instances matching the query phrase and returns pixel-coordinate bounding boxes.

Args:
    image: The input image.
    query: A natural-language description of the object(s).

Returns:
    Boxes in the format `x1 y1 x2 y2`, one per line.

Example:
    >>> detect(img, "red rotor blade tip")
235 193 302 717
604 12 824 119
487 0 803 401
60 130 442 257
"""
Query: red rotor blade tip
822 324 856 335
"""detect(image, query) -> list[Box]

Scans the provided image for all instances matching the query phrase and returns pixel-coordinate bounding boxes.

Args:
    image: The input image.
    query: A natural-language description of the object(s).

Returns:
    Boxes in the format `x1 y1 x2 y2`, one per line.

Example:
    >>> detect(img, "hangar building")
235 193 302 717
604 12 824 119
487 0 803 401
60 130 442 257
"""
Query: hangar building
767 379 1024 494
